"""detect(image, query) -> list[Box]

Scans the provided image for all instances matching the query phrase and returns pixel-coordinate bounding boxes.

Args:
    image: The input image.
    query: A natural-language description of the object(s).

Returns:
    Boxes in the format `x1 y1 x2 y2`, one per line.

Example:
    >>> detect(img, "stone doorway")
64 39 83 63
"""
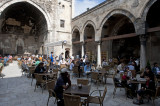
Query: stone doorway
0 49 3 55
17 46 23 54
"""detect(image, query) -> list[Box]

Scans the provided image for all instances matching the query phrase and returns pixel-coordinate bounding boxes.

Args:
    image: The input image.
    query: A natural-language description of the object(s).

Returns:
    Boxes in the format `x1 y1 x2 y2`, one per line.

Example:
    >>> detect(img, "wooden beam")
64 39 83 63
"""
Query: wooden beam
72 41 81 44
102 33 137 41
147 27 160 33
84 39 94 42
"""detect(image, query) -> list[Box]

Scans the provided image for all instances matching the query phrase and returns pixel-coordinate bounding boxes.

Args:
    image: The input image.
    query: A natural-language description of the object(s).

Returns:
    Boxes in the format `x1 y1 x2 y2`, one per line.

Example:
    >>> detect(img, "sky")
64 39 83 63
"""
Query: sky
74 0 106 17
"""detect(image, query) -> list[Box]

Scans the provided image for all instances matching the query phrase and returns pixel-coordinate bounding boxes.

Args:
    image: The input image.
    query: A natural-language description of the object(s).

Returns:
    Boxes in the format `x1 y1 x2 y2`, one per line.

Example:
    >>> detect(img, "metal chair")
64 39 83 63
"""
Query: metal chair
34 74 46 93
91 72 102 87
46 80 58 106
29 66 36 86
77 79 89 85
64 94 82 106
72 66 79 78
112 74 125 98
86 86 107 106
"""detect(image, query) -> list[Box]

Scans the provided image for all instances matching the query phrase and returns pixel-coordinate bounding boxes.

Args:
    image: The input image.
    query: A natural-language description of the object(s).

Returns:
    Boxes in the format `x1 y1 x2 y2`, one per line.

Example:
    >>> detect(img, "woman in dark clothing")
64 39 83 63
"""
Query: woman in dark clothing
33 62 46 78
34 62 46 73
140 66 155 81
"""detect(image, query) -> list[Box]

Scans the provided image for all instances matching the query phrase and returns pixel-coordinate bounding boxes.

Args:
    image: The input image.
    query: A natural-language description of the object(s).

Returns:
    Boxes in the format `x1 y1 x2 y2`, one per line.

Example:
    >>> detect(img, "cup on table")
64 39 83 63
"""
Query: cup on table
78 84 82 89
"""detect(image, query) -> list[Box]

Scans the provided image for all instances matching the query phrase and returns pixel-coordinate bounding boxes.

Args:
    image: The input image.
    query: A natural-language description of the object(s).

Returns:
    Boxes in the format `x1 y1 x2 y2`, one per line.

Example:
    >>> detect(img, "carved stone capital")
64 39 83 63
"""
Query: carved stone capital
134 19 146 35
139 35 147 45
80 41 85 45
96 41 102 45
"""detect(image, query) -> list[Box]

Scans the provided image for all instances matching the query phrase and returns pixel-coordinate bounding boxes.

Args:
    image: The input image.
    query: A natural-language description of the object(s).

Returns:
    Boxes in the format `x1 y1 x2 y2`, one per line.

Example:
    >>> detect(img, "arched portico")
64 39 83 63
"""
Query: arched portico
0 0 51 30
82 22 97 63
0 1 51 55
144 0 160 65
100 13 139 64
72 28 81 59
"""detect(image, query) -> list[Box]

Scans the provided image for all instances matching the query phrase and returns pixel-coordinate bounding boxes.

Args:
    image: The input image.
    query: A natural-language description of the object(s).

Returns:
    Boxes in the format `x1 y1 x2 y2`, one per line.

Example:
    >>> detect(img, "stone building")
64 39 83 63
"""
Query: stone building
71 0 160 69
0 0 160 70
0 0 73 58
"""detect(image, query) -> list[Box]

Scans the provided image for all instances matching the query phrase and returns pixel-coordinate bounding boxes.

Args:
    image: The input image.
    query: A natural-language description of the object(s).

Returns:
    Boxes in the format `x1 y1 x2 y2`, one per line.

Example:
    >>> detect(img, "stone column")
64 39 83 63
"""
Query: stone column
97 41 102 67
140 35 147 70
81 42 85 58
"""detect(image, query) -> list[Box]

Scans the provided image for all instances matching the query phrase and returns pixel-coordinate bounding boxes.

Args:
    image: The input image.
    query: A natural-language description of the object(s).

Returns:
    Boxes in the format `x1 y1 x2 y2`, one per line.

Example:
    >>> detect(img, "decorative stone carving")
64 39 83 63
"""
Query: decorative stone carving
139 34 147 45
134 19 146 35
132 0 139 7
96 41 102 45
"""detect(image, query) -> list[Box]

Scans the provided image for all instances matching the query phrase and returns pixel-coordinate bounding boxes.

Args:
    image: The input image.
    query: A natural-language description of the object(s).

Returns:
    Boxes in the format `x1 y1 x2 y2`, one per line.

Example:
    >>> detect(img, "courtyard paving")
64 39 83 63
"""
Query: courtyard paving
0 61 160 106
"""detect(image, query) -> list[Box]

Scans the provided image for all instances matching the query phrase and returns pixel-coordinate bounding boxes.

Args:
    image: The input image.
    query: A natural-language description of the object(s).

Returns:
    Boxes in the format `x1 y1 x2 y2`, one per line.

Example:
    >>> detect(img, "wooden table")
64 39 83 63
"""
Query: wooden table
64 85 91 97
38 72 57 80
130 78 146 90
130 78 146 84
98 70 107 75
38 72 57 76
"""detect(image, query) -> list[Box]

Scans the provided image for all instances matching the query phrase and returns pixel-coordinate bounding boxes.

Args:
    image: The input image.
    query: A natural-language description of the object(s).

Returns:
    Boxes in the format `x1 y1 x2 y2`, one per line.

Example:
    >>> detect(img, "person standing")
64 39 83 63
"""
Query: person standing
50 52 54 64
59 53 64 61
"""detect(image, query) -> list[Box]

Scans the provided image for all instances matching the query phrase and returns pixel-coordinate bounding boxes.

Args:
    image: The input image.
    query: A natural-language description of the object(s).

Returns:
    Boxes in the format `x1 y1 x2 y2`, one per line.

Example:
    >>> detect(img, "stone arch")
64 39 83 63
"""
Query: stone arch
82 20 96 41
141 0 157 21
72 25 81 34
99 9 136 36
0 0 52 30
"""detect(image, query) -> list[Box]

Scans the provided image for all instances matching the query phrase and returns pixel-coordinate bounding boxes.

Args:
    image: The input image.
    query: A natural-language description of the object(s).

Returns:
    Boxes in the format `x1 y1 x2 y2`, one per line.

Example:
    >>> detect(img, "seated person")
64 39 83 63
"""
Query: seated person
133 75 155 105
102 59 109 68
121 71 135 98
128 62 135 70
59 58 66 65
117 63 125 73
121 71 130 85
34 62 46 74
141 66 155 81
125 67 132 79
152 62 160 78
33 62 46 79
83 62 91 75
43 59 48 66
91 64 96 71
54 68 71 105
69 60 74 71
34 58 41 66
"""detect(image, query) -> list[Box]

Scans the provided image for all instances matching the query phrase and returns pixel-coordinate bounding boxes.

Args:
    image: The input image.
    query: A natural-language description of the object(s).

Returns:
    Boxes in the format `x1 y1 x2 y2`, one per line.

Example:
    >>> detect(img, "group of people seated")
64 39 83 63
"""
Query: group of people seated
115 60 159 105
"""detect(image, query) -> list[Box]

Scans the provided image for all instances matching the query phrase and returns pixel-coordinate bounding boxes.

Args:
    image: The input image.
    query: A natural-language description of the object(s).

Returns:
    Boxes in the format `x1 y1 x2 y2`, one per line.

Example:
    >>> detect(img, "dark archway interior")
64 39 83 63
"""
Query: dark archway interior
112 37 140 59
146 0 160 65
146 0 160 28
83 24 96 61
0 2 47 35
72 29 80 42
101 14 139 60
101 14 135 37
72 29 81 58
0 2 47 55
84 24 95 40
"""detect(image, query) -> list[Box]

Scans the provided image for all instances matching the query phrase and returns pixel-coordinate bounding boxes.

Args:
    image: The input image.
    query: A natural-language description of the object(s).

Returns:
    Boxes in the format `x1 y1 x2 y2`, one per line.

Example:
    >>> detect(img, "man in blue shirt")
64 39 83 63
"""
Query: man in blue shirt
152 62 160 77
50 52 54 64
84 62 91 76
